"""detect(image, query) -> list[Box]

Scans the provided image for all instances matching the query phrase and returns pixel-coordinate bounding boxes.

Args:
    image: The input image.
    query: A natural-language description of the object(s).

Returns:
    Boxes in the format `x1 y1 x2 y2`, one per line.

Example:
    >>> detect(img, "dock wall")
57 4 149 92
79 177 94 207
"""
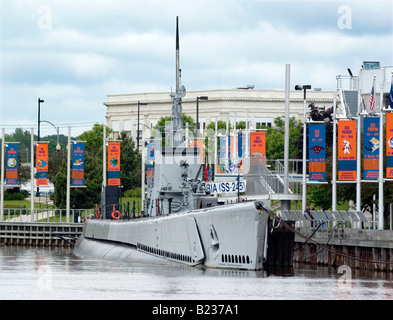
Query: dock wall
0 222 83 247
294 227 393 271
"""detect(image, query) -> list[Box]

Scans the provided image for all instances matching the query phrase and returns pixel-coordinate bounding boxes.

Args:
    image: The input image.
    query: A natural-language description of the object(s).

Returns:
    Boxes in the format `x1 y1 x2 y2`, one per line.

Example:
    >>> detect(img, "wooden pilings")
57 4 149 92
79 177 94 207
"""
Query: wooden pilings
293 227 393 271
265 219 295 267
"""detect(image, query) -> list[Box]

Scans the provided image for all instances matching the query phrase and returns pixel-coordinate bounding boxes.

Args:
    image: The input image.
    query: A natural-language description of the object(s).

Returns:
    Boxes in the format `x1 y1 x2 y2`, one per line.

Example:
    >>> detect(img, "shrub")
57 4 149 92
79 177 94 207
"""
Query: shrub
123 187 141 198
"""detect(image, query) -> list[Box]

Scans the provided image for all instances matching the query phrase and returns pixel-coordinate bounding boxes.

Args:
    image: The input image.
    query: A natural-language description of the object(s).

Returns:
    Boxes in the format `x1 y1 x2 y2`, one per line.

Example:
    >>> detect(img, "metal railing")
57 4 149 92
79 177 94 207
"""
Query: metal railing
95 201 143 220
0 208 94 223
243 157 302 196
336 75 359 91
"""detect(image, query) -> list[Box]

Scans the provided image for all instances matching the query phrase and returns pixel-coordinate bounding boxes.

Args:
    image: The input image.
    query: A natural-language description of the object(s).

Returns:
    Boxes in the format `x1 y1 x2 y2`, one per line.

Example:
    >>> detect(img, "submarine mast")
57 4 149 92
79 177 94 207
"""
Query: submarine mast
171 16 186 148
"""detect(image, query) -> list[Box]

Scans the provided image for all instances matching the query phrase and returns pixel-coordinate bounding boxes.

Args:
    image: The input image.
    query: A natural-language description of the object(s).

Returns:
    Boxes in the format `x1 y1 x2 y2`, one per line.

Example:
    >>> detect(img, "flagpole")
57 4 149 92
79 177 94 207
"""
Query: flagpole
66 126 71 223
332 94 337 211
30 128 35 222
356 92 362 211
378 84 384 230
389 71 393 109
1 128 5 221
369 75 376 112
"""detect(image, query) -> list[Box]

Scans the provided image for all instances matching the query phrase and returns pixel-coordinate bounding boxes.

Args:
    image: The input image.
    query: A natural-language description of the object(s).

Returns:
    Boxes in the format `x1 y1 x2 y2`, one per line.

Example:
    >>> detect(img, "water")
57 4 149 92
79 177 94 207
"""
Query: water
0 246 392 300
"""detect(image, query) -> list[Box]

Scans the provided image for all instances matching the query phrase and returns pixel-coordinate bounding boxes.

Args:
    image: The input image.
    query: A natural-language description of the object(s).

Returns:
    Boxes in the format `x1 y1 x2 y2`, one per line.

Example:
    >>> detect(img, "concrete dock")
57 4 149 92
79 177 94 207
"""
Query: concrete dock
0 222 83 247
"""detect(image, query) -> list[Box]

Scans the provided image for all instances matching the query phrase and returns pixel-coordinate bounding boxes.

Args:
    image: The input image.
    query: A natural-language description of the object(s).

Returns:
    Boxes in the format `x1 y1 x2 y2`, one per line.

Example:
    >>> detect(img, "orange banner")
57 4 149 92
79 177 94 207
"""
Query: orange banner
250 131 266 158
107 142 121 186
190 139 204 163
338 120 357 181
386 113 393 178
36 144 49 186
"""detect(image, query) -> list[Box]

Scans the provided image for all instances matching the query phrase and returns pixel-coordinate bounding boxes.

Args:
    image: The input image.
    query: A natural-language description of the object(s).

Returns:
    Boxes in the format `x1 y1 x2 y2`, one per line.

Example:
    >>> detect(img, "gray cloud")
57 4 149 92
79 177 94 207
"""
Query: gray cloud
1 0 392 136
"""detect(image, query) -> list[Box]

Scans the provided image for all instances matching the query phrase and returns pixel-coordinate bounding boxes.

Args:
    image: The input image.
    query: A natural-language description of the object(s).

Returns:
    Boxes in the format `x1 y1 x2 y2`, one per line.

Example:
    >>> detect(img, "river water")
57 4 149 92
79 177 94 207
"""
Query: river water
0 246 392 301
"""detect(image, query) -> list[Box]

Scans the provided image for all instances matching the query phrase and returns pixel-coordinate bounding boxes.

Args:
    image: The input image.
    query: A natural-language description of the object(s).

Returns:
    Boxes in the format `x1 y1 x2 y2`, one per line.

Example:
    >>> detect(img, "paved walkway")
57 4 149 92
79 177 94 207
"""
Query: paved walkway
8 210 55 222
5 196 55 222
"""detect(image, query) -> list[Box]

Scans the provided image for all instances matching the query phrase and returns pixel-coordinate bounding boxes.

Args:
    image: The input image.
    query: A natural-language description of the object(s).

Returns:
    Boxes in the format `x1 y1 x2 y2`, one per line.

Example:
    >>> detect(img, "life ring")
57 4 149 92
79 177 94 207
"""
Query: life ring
111 205 121 220
95 204 100 219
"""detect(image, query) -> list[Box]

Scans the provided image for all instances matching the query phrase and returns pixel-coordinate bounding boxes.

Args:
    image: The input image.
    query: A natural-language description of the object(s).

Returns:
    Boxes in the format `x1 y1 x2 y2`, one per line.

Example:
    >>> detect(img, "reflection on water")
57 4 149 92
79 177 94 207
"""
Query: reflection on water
0 246 392 300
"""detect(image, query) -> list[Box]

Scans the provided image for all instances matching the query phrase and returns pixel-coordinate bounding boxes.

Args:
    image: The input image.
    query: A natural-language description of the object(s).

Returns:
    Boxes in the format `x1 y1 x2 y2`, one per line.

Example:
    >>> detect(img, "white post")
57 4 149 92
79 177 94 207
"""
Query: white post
356 90 362 211
141 124 145 214
373 194 376 229
332 94 337 211
284 64 290 193
66 126 71 223
102 124 107 219
226 115 229 173
378 85 384 230
233 112 237 170
0 128 5 221
214 119 217 182
302 93 307 213
30 128 34 222
246 109 249 159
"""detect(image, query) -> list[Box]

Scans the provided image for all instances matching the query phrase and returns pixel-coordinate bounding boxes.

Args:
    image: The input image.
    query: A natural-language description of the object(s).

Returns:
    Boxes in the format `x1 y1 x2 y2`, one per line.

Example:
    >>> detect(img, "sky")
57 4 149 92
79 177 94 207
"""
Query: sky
1 0 392 137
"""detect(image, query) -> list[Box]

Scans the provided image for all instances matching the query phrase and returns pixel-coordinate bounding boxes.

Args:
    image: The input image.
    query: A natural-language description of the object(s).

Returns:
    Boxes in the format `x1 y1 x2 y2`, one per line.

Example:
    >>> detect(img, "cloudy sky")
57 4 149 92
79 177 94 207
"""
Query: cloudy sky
1 0 392 137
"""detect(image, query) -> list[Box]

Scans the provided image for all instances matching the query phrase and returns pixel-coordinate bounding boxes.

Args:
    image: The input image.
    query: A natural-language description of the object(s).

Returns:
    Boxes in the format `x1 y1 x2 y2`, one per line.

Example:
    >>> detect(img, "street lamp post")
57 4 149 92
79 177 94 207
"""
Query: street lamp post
196 96 208 140
37 98 44 142
137 101 148 150
40 120 61 151
295 84 311 213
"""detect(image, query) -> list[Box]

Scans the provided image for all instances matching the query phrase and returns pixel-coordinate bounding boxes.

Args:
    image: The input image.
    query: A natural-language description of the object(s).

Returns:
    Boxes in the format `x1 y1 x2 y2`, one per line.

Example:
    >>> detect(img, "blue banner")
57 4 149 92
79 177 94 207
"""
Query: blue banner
308 124 326 181
6 143 18 185
146 141 159 188
363 117 380 179
72 143 85 186
238 132 246 158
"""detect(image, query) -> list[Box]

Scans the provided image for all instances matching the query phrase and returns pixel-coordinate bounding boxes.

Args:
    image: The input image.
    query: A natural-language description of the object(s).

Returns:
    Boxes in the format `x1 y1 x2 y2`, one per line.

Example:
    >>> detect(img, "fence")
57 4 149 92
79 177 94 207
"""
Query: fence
96 201 143 220
277 209 377 230
0 208 94 223
1 200 143 223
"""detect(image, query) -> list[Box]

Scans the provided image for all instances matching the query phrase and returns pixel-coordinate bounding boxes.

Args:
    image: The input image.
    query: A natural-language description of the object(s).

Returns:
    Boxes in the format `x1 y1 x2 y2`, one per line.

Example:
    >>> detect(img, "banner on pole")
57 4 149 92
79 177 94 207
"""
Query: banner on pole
308 124 326 181
386 113 393 178
36 144 49 186
338 120 357 181
72 143 85 186
190 139 204 163
146 141 159 188
250 131 266 159
6 143 18 185
218 137 233 173
238 131 247 158
107 141 121 186
363 117 379 180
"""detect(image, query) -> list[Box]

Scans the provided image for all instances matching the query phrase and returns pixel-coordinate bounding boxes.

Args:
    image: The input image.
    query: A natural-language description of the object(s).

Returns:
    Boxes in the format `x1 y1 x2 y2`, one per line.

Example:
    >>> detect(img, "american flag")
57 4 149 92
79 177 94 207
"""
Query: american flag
389 72 393 109
369 80 375 111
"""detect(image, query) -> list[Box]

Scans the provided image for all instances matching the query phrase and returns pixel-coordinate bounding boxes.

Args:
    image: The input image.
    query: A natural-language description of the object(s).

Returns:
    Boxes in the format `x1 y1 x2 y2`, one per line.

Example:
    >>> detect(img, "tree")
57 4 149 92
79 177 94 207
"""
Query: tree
152 114 196 147
119 131 141 191
52 124 143 208
299 104 334 209
265 116 302 160
52 124 107 209
52 151 102 209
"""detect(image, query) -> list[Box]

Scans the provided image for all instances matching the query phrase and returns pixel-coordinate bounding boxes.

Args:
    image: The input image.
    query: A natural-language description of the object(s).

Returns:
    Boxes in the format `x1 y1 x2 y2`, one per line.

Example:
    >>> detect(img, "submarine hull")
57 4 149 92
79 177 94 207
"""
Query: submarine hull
76 201 269 270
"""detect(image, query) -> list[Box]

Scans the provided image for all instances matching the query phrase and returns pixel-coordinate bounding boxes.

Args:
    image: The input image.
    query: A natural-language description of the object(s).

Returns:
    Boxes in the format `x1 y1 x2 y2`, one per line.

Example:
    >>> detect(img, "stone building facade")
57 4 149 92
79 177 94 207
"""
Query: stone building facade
104 88 335 142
